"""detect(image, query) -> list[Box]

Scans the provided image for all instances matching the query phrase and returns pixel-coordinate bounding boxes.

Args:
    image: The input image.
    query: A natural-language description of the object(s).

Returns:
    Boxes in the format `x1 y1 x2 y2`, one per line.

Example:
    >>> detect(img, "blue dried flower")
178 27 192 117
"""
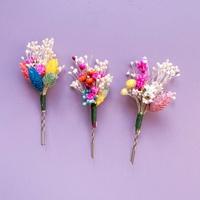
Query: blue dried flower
28 67 43 93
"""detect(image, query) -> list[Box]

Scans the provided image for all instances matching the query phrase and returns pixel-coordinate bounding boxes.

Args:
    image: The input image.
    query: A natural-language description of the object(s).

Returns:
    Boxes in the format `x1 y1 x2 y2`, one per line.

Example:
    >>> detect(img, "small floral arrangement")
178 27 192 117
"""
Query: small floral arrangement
121 56 180 164
69 55 113 158
20 38 65 145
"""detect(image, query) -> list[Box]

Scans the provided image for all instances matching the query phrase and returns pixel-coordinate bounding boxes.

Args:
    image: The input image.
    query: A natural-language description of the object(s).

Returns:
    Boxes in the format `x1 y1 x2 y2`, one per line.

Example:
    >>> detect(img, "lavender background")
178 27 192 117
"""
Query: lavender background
0 0 200 199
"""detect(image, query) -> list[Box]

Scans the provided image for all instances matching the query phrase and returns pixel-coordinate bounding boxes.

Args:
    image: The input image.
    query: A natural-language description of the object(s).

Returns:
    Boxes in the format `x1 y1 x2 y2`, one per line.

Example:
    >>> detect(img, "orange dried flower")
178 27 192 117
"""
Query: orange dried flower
86 77 93 84
78 74 86 82
87 70 95 76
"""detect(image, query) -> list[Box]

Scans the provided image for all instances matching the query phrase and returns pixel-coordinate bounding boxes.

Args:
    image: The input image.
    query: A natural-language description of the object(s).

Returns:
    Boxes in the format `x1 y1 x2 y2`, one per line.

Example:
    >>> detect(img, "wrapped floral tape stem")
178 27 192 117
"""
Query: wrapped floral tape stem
91 103 97 127
19 38 65 145
40 94 46 111
91 103 97 158
135 113 143 131
121 57 180 164
69 55 113 158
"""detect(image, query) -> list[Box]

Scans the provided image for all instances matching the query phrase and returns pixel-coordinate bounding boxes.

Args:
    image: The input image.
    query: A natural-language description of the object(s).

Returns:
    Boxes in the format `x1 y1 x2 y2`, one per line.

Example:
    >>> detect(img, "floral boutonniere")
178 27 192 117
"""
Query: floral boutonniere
69 55 113 158
20 38 65 145
121 57 180 164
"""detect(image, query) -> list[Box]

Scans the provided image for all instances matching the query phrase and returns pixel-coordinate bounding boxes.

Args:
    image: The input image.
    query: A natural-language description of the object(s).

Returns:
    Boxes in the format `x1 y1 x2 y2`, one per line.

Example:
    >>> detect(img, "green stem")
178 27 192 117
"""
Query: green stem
135 113 144 131
91 103 97 128
40 94 46 111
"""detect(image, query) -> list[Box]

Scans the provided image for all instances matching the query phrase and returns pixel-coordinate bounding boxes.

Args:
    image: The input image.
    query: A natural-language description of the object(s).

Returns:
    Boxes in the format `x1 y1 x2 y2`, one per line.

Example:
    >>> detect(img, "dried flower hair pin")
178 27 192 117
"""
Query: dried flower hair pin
20 38 65 145
69 55 113 158
121 57 180 164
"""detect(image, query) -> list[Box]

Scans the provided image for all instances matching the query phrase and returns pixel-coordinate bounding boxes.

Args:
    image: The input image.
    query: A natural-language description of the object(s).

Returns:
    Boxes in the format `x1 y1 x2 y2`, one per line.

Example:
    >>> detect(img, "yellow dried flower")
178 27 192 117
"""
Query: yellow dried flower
121 88 128 95
95 93 105 106
126 79 136 90
45 59 58 74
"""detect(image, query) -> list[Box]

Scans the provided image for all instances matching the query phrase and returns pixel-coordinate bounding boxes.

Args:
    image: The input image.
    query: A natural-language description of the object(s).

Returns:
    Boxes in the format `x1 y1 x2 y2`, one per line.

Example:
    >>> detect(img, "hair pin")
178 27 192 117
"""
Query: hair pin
20 38 65 145
121 57 180 164
69 55 113 158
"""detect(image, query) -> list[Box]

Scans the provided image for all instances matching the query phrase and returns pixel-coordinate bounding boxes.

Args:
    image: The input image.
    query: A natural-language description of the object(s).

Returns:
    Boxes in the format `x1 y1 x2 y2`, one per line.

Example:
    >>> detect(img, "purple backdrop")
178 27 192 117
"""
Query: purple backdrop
0 0 200 199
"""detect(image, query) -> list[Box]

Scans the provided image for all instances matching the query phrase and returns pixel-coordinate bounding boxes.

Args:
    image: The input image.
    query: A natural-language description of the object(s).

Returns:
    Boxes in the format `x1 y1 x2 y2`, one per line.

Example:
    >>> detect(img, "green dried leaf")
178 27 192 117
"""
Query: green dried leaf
102 86 109 98
43 72 58 88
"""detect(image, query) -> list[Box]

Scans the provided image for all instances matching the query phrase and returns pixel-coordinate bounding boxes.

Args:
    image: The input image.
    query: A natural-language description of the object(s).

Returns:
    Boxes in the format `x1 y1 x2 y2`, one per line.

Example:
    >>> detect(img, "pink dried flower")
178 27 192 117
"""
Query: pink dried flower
99 71 106 77
148 91 175 112
137 61 148 73
78 72 86 78
79 63 86 70
86 93 95 100
91 86 99 94
136 73 149 89
35 65 45 75
26 57 37 64
92 73 99 80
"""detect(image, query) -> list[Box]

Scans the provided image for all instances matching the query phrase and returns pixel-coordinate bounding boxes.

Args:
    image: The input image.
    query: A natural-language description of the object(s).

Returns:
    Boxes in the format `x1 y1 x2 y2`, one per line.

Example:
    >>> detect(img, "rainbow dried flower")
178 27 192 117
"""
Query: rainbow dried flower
148 91 176 112
86 93 95 100
69 55 113 158
45 59 59 74
99 71 106 77
28 67 43 93
43 73 58 88
20 62 30 82
91 86 99 94
121 88 128 95
121 56 180 164
136 73 149 89
35 65 45 75
26 56 37 64
79 63 86 70
19 38 65 145
95 93 105 106
126 79 136 90
92 73 99 80
137 61 148 73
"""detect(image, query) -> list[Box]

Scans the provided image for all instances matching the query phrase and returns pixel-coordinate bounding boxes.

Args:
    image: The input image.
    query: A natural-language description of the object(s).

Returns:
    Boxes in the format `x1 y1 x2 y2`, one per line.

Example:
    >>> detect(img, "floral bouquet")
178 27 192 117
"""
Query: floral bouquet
69 55 113 158
121 57 180 164
20 38 65 145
